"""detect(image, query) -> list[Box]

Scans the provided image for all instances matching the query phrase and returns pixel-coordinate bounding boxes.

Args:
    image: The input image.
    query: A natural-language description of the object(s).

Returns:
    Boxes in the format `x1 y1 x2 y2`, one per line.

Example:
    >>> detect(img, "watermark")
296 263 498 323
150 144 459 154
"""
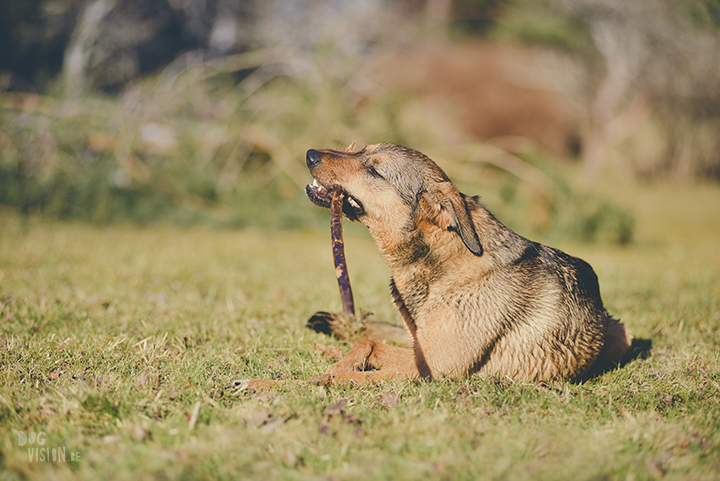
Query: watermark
16 431 81 463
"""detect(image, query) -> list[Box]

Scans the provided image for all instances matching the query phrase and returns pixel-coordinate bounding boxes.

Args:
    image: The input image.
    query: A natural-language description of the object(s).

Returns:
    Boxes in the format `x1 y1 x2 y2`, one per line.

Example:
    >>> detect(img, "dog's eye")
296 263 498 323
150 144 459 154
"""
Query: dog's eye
366 165 384 179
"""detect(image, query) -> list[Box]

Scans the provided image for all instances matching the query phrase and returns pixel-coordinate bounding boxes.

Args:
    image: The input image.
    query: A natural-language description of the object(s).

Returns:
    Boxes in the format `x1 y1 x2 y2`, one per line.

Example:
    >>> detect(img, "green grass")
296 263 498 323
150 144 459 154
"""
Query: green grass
1 182 719 481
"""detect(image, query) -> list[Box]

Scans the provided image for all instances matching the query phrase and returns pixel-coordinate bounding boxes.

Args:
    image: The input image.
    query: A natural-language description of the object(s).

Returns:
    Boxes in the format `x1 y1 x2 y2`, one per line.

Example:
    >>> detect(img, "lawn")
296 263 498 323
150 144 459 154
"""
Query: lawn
1 182 719 480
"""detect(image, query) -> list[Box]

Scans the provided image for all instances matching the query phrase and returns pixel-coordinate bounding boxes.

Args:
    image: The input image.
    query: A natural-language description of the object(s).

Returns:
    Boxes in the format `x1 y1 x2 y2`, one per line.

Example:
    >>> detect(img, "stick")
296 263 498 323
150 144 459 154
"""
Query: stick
330 190 356 319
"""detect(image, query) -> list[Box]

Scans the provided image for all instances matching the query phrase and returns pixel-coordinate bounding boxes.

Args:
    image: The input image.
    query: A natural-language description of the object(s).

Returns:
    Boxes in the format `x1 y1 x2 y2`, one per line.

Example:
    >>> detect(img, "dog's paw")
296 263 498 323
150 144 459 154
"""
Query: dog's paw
314 342 344 361
306 310 369 342
232 379 280 392
306 374 334 385
307 311 338 336
324 371 383 386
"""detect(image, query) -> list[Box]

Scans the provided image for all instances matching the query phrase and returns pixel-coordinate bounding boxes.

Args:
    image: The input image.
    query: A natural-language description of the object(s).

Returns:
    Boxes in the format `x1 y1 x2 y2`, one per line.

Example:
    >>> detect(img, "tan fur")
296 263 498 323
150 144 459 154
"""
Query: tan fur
242 143 632 389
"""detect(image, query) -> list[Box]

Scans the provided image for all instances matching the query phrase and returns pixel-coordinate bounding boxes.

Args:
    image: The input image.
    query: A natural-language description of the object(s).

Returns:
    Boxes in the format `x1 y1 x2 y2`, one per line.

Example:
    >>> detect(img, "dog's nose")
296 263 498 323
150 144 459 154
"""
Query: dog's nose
306 149 321 168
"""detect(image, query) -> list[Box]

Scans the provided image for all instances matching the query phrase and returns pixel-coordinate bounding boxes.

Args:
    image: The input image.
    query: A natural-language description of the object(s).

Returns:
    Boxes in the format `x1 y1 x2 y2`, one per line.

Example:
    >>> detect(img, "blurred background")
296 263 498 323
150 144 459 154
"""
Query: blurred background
1 0 719 243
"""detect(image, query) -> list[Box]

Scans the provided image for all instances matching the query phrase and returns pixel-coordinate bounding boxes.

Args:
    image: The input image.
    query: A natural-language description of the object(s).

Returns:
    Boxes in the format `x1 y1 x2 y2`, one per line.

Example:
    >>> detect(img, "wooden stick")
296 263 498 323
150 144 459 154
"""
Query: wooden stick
330 190 356 319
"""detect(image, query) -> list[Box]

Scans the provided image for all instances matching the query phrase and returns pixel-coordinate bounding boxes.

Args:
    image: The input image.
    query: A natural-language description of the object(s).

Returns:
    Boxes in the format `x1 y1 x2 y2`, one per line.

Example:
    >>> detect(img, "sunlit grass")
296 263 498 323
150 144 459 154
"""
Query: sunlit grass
0 182 719 480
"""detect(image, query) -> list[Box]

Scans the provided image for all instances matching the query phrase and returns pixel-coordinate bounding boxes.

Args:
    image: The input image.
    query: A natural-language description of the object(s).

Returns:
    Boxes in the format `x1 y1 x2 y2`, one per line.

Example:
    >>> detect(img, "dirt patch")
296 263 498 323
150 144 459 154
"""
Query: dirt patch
368 41 582 159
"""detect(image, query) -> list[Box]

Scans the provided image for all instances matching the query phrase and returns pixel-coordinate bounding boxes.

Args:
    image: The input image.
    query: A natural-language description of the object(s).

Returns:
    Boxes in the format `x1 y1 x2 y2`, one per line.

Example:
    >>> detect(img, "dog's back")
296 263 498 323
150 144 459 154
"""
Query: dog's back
393 193 631 381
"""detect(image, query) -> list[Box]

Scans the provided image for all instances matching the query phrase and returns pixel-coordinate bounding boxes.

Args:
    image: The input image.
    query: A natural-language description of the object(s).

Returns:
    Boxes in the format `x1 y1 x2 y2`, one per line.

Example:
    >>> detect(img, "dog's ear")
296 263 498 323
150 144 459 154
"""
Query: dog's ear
424 183 483 256
344 141 358 153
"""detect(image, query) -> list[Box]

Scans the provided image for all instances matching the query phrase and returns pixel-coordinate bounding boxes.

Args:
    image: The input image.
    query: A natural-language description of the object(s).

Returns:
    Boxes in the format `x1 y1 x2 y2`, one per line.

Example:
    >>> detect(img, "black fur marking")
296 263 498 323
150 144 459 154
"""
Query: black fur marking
401 277 431 319
395 231 432 266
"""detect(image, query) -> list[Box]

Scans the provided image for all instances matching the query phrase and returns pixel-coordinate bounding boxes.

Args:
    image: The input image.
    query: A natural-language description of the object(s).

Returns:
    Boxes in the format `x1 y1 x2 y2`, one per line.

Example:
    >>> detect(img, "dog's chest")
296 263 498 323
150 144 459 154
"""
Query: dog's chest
392 272 430 319
391 264 462 321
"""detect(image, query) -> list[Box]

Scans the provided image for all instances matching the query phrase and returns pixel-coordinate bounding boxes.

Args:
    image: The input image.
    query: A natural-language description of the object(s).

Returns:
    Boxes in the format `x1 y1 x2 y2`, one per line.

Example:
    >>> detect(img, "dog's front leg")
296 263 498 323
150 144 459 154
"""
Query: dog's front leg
239 341 419 390
311 339 418 385
234 378 295 391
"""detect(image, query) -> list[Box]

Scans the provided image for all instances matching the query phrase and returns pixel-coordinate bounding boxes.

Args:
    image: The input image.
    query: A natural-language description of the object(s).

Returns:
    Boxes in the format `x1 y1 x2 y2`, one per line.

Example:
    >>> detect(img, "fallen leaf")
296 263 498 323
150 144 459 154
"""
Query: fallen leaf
378 393 399 408
103 434 122 444
260 417 286 433
284 451 299 467
131 425 147 441
318 422 332 436
324 399 347 417
314 343 344 361
251 410 271 427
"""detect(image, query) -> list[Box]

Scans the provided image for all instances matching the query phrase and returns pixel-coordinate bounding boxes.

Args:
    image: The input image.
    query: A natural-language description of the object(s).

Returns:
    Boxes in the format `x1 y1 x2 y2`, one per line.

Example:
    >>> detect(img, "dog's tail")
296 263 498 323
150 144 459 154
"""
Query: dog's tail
597 316 633 364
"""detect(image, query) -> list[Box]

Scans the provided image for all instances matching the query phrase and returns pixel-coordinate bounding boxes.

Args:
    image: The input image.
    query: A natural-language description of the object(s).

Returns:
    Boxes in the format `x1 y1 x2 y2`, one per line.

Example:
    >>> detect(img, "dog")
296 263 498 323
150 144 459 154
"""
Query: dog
242 142 631 389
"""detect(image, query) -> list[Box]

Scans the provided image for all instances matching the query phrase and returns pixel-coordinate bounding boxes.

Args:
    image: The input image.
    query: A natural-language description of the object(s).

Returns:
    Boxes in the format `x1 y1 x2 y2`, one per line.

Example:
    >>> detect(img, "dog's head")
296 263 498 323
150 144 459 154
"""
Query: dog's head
305 142 482 257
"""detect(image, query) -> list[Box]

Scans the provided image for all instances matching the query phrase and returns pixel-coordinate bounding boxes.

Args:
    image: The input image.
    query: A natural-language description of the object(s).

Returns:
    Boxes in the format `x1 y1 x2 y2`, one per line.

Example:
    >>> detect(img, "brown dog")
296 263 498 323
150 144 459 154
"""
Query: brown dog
243 142 631 389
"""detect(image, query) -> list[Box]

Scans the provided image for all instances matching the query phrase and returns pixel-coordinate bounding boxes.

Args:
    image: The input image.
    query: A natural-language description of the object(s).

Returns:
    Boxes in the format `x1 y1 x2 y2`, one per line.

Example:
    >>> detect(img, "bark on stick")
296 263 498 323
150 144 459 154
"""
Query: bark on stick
330 190 355 319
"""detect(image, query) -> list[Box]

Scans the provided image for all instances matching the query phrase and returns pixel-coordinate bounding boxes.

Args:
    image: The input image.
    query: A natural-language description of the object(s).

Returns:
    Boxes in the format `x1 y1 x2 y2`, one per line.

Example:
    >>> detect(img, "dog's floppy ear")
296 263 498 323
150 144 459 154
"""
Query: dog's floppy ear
424 182 483 256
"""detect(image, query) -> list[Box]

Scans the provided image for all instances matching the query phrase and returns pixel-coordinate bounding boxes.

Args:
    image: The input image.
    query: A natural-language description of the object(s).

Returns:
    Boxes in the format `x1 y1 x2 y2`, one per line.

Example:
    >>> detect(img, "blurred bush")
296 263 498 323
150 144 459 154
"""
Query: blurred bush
0 44 633 243
0 0 640 244
1 49 357 228
488 0 720 179
2 0 719 181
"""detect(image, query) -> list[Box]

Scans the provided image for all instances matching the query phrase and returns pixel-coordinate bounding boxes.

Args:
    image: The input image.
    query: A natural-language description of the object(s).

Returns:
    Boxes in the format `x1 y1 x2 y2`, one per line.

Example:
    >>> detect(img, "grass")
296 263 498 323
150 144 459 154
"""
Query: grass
0 181 719 481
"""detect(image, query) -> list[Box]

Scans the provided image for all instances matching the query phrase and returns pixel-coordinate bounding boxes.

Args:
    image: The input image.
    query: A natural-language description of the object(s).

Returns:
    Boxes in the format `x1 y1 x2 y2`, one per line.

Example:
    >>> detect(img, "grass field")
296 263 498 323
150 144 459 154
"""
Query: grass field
1 181 719 480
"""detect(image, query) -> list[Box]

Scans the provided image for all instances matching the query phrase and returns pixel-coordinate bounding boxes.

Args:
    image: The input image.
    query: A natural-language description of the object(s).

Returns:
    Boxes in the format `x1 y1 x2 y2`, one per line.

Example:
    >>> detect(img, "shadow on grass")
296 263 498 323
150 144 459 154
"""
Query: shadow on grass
581 337 653 382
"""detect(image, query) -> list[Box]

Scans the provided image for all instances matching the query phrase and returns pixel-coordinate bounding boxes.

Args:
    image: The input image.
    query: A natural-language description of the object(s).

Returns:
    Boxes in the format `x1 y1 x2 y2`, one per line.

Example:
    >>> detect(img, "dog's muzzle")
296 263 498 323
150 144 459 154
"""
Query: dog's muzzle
305 149 364 219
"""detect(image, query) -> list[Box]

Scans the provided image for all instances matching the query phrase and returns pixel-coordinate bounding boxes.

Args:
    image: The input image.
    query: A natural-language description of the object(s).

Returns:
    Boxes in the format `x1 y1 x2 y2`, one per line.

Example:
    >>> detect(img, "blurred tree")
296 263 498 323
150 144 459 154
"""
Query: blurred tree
493 0 720 179
2 0 719 180
451 0 508 35
0 0 256 94
0 0 81 91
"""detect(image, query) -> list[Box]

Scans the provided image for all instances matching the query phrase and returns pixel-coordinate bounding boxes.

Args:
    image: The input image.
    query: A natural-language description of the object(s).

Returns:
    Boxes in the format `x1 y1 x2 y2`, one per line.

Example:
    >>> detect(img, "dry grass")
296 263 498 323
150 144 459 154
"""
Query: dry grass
0 180 719 480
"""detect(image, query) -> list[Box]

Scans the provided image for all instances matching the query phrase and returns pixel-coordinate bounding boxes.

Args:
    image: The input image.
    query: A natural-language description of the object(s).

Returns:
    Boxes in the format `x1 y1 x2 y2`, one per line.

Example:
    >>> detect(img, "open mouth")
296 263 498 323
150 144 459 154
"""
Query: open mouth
305 179 365 220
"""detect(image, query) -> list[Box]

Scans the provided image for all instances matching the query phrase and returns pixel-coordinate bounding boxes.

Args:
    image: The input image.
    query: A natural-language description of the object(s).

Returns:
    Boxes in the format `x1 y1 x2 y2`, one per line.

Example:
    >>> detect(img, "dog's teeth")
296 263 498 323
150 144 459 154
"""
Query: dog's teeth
348 197 360 209
313 179 327 193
